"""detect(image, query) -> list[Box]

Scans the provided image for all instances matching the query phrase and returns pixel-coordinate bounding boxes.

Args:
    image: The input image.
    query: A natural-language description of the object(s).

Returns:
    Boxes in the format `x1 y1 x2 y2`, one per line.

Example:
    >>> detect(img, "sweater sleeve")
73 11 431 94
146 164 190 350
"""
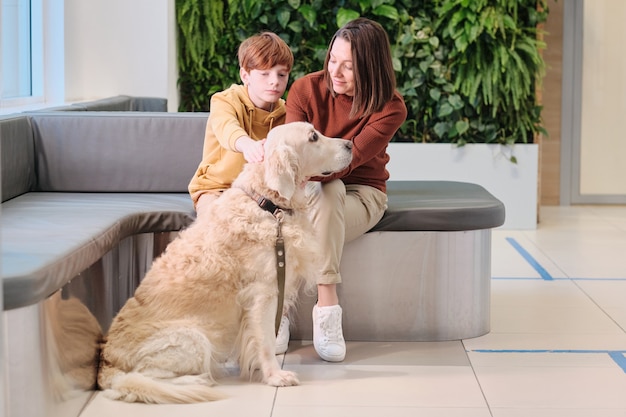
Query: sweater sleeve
208 92 248 152
325 94 407 181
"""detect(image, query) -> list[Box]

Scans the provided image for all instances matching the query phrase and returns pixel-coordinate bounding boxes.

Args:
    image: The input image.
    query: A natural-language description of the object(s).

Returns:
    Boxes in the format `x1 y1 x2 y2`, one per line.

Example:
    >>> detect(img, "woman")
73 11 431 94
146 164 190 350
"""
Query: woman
282 18 407 361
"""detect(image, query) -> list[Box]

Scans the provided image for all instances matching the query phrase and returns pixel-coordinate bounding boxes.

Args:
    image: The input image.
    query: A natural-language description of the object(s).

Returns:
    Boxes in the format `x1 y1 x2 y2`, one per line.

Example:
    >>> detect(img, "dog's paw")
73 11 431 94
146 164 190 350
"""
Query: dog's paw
265 370 299 387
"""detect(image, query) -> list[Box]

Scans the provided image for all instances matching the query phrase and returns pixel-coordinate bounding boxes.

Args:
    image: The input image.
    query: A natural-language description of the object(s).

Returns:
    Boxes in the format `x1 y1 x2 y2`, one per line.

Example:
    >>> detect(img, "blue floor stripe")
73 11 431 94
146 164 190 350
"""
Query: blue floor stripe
492 276 626 281
609 352 626 373
505 237 554 280
471 349 626 373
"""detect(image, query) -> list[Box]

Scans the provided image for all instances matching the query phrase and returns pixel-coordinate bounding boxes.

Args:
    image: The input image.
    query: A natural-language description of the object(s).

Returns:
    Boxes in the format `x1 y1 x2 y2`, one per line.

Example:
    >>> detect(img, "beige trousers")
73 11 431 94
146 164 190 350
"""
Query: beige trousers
306 180 388 285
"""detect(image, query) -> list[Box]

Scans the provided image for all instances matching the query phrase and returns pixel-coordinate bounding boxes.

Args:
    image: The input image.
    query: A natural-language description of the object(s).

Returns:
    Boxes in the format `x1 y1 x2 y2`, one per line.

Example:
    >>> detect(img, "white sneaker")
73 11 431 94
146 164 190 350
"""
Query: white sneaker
275 316 290 354
312 304 346 362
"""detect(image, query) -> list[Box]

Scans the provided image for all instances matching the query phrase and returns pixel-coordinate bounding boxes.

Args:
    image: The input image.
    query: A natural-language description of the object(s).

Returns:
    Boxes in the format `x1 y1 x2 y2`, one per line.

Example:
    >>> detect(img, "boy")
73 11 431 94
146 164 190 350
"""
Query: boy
189 32 294 216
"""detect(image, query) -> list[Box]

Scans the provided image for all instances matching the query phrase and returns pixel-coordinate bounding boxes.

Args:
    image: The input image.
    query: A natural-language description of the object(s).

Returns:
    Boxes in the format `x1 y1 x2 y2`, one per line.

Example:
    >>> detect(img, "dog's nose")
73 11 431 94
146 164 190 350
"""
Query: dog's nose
344 141 353 150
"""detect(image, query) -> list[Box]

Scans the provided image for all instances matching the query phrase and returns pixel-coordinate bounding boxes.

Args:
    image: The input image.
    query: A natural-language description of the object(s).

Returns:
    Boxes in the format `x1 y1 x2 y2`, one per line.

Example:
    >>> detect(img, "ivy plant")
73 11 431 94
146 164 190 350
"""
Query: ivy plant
175 0 549 147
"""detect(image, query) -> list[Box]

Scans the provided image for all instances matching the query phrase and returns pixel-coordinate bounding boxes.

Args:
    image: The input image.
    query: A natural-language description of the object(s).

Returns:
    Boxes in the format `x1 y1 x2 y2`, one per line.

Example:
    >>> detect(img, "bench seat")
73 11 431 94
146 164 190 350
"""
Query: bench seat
1 192 194 310
376 180 505 231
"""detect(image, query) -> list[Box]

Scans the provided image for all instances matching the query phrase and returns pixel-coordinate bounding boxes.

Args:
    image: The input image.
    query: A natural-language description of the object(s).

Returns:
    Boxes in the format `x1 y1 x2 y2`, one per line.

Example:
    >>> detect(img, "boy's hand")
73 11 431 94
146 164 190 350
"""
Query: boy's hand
236 136 265 163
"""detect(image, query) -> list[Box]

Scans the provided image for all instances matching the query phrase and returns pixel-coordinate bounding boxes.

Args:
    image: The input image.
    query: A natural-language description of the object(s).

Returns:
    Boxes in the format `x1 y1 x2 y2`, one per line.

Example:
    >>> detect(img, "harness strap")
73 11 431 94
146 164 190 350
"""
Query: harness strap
275 233 286 335
235 186 289 335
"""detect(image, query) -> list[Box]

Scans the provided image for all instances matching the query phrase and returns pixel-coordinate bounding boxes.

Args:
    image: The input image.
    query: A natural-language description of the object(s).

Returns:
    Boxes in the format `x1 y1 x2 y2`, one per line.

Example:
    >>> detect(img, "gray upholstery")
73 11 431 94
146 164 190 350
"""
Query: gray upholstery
70 95 168 111
29 112 207 192
0 115 36 202
375 181 505 232
2 192 194 310
130 96 168 112
29 95 168 112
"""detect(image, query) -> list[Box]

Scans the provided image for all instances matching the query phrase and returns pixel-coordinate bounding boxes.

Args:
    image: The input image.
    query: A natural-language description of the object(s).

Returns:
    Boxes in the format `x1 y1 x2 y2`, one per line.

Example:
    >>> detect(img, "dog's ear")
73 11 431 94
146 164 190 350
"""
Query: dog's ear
265 144 298 200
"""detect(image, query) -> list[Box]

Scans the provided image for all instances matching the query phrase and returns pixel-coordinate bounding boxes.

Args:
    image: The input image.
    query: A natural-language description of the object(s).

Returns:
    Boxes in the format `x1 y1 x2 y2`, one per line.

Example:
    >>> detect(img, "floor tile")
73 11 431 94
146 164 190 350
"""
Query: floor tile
277 365 487 409
272 405 492 417
284 340 470 366
79 372 278 417
491 408 626 417
473 364 626 409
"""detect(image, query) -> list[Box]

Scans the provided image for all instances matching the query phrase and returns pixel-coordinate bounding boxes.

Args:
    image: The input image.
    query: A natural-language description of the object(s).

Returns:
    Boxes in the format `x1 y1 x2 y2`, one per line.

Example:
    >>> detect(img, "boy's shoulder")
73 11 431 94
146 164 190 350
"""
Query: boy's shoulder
212 84 252 106
214 84 246 99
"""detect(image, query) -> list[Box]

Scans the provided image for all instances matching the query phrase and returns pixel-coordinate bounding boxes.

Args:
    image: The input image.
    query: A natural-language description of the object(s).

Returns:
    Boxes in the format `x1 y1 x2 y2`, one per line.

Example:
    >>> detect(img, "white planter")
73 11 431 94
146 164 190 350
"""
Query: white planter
386 143 538 230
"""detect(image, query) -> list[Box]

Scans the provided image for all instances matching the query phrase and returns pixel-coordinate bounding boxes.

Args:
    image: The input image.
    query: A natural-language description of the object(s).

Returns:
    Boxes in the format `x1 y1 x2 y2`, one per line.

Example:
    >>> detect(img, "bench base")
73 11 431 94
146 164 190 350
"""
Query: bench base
291 229 492 341
2 232 171 417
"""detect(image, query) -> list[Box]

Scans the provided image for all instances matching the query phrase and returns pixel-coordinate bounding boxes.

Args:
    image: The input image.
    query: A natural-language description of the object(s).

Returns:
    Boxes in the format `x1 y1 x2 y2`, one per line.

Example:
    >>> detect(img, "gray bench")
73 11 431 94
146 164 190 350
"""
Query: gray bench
1 111 504 417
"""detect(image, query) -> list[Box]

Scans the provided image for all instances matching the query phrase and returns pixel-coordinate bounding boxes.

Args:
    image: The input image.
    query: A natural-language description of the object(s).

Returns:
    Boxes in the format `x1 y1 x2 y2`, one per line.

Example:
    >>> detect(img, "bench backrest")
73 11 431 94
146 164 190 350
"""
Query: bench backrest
29 112 207 193
1 115 37 202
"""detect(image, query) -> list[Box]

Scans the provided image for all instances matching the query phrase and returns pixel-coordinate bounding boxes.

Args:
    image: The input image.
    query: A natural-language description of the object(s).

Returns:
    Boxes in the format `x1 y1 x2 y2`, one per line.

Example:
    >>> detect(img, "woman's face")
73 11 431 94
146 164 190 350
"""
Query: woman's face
327 37 355 96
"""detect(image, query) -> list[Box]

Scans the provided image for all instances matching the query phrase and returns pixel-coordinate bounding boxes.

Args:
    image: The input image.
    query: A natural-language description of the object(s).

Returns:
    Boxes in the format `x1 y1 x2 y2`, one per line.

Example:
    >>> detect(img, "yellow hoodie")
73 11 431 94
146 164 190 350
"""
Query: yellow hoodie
188 84 286 206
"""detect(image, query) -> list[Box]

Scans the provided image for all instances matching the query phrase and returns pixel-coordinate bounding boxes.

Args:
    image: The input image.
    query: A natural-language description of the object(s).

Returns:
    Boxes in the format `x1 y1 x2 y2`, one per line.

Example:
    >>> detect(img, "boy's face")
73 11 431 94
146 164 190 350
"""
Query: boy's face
240 65 290 112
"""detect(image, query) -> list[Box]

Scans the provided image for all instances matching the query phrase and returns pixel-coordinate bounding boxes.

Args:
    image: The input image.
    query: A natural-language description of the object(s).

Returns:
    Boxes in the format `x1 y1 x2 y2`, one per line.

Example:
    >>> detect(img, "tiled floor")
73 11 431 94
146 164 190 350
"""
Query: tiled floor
79 205 626 417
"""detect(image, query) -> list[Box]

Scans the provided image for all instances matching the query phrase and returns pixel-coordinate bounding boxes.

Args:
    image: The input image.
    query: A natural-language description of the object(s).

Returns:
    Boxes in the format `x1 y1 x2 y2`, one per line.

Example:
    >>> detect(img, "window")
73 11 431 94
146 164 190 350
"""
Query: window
1 0 43 106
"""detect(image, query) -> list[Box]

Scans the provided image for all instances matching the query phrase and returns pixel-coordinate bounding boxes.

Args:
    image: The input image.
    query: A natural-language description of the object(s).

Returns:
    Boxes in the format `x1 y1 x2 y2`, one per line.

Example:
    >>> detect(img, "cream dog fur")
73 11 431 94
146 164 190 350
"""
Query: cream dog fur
97 121 353 403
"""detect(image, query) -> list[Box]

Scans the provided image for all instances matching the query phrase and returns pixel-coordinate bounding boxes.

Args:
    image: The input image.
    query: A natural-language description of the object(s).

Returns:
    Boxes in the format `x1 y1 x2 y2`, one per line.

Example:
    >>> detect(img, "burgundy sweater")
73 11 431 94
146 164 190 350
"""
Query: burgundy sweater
285 71 407 193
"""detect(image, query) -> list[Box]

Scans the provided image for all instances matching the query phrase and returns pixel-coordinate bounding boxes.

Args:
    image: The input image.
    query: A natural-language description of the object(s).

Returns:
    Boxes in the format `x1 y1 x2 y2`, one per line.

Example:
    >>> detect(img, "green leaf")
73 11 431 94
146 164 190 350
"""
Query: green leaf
277 8 291 29
373 5 399 21
433 122 449 139
455 119 469 135
288 20 303 33
287 0 301 9
429 88 441 101
392 57 402 72
448 94 464 110
298 5 316 27
437 102 454 117
337 8 360 29
455 33 469 52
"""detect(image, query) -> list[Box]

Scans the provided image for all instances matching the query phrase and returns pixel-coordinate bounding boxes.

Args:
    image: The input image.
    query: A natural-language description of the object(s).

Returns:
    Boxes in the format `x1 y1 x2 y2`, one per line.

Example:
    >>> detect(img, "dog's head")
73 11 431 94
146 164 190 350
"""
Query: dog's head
263 122 353 199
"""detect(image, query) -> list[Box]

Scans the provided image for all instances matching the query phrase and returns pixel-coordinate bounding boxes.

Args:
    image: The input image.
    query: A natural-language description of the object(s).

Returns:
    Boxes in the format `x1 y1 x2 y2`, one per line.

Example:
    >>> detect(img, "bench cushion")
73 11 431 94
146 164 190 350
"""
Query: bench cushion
1 192 194 310
372 181 505 232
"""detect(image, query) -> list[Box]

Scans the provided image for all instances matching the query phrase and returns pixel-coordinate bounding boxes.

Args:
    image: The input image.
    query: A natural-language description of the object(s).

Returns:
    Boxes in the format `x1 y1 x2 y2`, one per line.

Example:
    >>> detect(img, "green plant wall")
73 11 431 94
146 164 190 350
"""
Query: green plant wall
176 0 549 146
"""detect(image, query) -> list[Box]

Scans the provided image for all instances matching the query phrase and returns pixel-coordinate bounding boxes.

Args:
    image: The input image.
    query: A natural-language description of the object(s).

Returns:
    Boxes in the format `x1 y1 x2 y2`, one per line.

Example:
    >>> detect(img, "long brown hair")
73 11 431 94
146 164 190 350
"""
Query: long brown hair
323 18 396 118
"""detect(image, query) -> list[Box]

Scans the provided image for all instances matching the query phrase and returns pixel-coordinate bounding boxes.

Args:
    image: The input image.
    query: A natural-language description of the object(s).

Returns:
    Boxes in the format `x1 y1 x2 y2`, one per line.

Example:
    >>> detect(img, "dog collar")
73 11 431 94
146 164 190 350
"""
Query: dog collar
238 188 292 218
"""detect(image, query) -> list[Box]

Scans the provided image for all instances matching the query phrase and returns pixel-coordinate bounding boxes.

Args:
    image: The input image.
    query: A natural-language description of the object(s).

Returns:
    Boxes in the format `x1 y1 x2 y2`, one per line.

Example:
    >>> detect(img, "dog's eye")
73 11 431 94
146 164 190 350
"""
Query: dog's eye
309 132 318 142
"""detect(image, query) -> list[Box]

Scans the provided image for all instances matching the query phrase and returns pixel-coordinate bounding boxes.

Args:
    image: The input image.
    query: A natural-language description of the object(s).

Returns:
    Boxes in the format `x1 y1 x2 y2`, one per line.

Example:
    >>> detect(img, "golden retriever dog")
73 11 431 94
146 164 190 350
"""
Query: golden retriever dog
97 121 353 404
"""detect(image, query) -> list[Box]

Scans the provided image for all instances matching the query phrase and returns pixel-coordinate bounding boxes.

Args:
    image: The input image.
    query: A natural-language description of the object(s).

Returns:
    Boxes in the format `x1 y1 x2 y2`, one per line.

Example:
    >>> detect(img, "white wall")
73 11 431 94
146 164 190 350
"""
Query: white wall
579 1 626 195
63 0 178 111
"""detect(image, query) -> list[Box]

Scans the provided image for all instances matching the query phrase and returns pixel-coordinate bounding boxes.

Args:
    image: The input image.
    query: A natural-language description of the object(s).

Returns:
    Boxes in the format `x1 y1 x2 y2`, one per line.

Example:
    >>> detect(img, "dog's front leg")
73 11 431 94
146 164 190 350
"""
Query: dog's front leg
239 293 299 387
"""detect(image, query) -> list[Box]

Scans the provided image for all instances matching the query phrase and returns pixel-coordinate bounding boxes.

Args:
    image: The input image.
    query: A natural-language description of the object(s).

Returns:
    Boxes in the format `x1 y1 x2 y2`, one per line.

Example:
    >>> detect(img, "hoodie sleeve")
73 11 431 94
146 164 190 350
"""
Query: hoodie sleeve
208 90 250 152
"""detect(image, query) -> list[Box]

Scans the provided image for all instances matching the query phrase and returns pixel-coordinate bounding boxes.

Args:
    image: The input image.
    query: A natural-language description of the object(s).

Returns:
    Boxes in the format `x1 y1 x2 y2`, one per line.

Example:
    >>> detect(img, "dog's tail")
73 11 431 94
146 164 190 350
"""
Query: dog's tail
103 371 227 404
